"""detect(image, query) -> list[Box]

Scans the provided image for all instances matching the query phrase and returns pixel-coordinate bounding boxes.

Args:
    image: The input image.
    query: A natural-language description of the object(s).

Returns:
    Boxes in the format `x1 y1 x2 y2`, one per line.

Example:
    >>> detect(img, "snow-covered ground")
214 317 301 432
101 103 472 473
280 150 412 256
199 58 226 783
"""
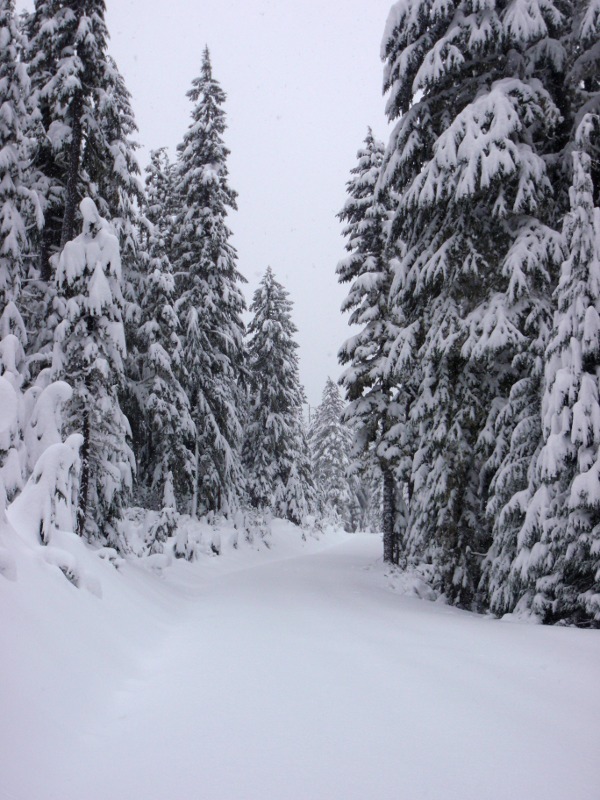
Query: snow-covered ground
2 523 599 800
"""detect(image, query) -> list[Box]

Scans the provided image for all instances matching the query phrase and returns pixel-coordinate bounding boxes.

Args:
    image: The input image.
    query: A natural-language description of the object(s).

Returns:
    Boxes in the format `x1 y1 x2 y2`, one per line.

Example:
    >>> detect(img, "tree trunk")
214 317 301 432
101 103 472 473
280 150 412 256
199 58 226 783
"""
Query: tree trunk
191 438 199 519
382 465 398 564
76 410 91 538
40 229 53 283
60 94 83 249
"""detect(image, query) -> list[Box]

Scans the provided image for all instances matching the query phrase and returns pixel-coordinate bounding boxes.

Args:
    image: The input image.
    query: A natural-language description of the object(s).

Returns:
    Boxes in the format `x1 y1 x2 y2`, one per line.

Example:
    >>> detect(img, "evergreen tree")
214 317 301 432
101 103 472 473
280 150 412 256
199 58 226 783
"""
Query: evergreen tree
52 198 134 548
0 301 28 502
8 432 82 546
310 377 355 529
380 0 567 603
504 126 600 625
144 148 176 257
565 0 600 206
1 297 76 527
172 47 246 517
337 129 399 559
243 267 315 522
0 0 41 307
282 411 316 527
23 0 66 282
26 0 110 253
134 151 195 513
24 4 147 510
84 54 144 254
24 1 143 326
481 0 600 619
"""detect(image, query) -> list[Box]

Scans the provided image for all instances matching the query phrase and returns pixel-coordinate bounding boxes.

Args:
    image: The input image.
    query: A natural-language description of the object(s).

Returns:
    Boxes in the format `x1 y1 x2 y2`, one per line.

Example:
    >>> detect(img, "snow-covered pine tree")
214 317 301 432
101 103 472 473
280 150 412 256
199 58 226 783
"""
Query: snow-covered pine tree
134 151 195 515
22 0 65 283
24 1 143 358
477 2 600 615
0 1 33 505
243 267 315 523
309 377 355 529
52 198 134 549
97 62 148 495
143 148 177 259
380 0 567 605
83 54 144 256
565 0 600 206
0 0 41 308
0 302 28 503
283 411 316 527
172 47 246 517
26 0 110 252
503 122 600 626
84 54 145 373
0 294 77 531
337 129 400 560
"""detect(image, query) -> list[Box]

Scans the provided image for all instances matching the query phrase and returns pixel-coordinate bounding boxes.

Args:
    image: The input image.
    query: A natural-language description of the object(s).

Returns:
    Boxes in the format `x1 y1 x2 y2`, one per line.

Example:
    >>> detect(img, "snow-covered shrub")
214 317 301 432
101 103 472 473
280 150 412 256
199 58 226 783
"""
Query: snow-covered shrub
8 434 82 546
145 507 178 555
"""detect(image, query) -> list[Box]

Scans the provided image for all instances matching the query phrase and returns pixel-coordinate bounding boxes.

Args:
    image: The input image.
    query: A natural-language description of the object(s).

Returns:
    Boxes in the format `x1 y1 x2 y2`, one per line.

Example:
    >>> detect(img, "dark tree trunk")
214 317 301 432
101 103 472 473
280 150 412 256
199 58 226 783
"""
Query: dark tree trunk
61 95 83 249
382 465 398 564
35 99 64 282
76 410 91 538
40 229 53 283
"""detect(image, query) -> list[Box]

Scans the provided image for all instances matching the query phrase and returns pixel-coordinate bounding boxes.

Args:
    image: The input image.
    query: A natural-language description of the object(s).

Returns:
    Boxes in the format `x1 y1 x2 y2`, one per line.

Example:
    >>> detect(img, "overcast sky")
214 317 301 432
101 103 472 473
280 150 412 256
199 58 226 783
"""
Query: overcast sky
20 0 394 407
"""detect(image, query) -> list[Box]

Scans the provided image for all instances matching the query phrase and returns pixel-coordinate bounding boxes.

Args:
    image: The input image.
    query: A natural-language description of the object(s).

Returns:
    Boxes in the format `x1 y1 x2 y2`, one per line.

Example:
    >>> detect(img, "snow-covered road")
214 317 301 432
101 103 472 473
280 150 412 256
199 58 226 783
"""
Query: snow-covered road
3 532 600 799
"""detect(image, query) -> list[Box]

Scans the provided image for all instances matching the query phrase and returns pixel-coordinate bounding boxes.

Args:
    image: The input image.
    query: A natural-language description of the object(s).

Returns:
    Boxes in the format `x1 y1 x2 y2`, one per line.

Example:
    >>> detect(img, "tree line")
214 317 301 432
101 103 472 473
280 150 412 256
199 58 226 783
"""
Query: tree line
3 0 598 627
0 0 368 558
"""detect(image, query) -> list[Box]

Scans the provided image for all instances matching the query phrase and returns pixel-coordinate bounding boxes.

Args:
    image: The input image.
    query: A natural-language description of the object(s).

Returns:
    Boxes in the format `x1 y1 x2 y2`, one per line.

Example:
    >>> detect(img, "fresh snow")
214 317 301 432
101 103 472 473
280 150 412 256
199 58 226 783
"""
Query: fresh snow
1 524 599 800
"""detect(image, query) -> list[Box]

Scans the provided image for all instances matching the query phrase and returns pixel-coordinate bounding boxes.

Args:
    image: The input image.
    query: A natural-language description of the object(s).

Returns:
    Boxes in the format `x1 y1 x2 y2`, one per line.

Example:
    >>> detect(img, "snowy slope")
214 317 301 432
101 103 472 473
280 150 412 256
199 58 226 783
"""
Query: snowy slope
2 528 599 800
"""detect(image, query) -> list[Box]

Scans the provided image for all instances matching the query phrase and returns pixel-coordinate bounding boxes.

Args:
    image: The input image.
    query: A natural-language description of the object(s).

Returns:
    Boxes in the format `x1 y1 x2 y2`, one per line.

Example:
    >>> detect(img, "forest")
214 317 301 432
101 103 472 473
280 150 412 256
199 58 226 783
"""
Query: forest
1 1 599 798
1 0 600 628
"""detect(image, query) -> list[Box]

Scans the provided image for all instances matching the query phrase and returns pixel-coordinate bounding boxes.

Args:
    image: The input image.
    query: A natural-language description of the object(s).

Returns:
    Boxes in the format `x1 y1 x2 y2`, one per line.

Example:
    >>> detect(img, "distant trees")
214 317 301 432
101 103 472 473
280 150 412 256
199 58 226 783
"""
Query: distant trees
243 267 315 524
309 377 357 530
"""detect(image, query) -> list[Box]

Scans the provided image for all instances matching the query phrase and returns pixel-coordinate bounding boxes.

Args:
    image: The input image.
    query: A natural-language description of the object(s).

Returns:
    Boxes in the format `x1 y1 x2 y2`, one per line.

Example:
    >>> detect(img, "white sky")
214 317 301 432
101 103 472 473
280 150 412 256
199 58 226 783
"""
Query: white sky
19 0 394 407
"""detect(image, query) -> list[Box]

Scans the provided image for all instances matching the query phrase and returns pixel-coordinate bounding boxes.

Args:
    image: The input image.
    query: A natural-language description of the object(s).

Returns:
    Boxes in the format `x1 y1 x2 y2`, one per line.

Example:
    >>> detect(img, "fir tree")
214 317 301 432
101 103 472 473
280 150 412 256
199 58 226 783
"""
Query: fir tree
24 2 143 300
565 0 600 206
310 377 355 530
52 198 134 548
144 148 176 256
0 0 41 307
23 0 66 282
243 267 315 522
26 0 110 251
507 127 600 625
380 0 567 603
337 129 399 560
172 47 246 517
1 296 76 528
282 411 315 527
84 54 144 253
134 152 195 514
0 301 28 502
478 2 599 615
